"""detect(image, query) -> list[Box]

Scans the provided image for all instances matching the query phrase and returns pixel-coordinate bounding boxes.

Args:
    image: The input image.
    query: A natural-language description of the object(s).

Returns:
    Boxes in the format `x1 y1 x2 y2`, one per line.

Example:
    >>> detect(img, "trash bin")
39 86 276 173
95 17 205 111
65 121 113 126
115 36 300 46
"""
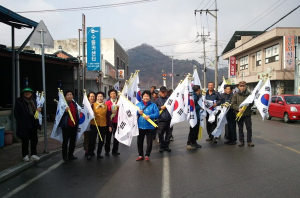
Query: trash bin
0 126 5 148
5 130 13 145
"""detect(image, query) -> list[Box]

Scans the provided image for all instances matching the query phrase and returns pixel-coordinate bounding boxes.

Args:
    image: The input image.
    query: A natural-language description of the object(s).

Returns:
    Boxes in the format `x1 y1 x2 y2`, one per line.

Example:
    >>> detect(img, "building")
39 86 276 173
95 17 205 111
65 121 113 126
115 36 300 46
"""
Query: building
222 27 300 95
32 38 128 97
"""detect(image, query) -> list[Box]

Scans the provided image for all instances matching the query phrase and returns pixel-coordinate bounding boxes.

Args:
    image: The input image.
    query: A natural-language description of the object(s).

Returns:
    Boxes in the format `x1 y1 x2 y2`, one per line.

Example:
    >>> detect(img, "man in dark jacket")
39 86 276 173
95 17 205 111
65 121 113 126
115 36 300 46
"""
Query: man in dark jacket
187 85 202 150
231 81 254 147
221 85 236 145
205 82 222 143
155 86 172 152
14 86 41 162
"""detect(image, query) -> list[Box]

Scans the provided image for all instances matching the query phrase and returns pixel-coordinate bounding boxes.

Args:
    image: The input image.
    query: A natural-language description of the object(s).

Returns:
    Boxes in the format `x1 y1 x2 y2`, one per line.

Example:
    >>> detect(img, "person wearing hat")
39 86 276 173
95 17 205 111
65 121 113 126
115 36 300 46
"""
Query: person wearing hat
14 86 42 162
155 86 172 152
151 89 159 103
231 81 254 147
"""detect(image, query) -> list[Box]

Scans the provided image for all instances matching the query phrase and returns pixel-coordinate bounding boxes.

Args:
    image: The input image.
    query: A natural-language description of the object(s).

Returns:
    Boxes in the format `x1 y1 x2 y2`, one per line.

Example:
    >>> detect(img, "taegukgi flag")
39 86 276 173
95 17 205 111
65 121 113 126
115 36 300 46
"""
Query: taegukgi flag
75 94 95 142
254 78 271 120
115 95 138 146
50 91 67 142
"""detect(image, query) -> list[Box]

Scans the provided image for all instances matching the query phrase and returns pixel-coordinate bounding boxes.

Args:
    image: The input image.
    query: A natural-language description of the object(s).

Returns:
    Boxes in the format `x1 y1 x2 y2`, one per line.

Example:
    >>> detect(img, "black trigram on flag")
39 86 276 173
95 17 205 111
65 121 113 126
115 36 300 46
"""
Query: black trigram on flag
262 108 267 113
190 115 194 119
189 92 193 96
177 108 183 115
167 99 173 106
134 91 137 97
176 93 180 97
265 86 270 92
126 110 132 117
120 121 126 129
255 93 260 99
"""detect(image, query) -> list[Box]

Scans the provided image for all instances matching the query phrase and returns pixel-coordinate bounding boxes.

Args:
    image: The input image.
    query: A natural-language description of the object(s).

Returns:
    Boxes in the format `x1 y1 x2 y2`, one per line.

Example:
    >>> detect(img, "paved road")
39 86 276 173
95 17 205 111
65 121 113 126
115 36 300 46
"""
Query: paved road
1 114 300 198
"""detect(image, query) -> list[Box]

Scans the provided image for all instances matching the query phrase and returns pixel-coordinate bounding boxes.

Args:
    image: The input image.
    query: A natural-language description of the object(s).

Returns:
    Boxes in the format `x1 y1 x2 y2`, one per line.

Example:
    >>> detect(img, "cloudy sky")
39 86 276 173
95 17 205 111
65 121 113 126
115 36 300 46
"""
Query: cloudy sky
0 0 299 65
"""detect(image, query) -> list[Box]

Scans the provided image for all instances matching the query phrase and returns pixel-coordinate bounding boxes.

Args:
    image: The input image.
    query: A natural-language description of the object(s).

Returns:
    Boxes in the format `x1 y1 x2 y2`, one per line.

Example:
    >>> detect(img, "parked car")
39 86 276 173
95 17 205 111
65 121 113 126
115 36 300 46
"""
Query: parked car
266 94 300 123
251 104 257 115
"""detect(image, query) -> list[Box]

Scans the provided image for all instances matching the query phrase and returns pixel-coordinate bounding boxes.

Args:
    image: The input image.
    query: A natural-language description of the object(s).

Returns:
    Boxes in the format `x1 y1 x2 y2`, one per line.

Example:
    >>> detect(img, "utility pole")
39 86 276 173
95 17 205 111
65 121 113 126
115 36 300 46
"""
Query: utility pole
195 0 218 88
77 29 82 103
82 14 86 90
294 36 299 95
171 55 174 89
196 27 210 87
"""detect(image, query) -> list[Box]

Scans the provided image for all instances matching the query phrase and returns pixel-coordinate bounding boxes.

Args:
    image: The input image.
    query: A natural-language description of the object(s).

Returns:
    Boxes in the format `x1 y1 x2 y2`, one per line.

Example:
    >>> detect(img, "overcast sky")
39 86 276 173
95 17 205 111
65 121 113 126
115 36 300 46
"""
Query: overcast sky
1 0 299 66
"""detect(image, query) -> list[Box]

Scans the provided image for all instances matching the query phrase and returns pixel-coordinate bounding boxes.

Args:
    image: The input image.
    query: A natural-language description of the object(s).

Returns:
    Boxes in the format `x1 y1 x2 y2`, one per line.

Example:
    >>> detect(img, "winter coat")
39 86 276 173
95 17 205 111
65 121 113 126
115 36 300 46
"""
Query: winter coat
14 97 40 139
136 101 159 130
59 101 80 129
155 96 171 122
231 89 253 117
206 90 222 106
193 92 201 119
105 99 118 124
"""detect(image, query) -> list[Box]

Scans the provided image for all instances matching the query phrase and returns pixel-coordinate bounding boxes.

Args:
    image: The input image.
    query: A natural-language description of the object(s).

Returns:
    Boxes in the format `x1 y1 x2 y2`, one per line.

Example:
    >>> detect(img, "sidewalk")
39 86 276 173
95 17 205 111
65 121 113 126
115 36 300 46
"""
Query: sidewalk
0 122 81 183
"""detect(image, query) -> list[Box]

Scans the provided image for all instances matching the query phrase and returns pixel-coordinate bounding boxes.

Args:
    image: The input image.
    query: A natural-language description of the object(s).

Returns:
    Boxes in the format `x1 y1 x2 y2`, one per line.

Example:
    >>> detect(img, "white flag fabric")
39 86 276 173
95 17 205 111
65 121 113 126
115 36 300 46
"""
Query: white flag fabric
121 83 128 98
218 80 226 94
211 106 230 137
50 92 67 142
128 75 138 104
135 75 142 105
192 69 202 88
239 79 263 108
36 92 45 125
170 86 186 127
254 78 271 120
115 95 139 146
165 76 187 117
113 82 120 91
183 78 190 115
76 95 95 142
187 80 197 128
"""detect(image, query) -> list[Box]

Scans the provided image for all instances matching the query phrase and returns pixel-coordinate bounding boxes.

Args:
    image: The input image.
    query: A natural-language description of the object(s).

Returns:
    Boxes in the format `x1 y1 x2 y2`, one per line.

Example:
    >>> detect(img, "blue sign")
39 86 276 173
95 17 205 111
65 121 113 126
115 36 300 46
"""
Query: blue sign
87 27 101 71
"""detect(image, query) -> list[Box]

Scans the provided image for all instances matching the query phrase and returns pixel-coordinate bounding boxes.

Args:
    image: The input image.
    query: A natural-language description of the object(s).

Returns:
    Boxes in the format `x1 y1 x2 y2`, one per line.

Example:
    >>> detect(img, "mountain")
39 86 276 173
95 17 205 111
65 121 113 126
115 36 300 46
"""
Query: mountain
126 44 228 90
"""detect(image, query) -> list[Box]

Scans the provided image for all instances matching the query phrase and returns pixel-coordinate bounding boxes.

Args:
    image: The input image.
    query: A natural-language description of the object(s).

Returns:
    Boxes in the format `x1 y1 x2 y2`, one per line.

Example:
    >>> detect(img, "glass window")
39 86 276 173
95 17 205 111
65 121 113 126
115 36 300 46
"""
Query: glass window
277 97 283 102
271 96 277 103
265 44 279 64
284 96 300 104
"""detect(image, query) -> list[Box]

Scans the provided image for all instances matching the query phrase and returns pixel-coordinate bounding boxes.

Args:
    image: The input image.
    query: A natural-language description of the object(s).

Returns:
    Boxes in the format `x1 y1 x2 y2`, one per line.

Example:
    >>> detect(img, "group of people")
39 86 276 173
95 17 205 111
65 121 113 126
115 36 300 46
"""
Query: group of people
15 80 254 163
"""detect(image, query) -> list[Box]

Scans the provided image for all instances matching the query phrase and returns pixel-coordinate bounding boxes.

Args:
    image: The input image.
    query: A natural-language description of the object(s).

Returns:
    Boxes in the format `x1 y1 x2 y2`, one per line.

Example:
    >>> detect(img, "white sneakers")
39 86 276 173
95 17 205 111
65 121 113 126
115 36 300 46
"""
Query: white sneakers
23 155 40 162
23 155 30 162
31 155 40 161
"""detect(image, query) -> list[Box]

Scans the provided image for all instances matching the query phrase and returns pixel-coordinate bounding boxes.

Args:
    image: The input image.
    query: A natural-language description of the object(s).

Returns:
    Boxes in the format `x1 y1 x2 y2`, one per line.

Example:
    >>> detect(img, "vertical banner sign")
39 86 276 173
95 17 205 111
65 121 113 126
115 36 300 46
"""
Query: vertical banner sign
118 69 124 79
284 35 295 69
87 27 101 71
229 56 236 78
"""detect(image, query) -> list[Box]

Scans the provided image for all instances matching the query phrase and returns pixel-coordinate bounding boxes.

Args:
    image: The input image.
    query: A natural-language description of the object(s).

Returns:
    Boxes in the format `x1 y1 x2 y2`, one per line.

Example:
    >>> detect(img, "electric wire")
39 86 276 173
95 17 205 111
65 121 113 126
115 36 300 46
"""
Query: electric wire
16 0 158 13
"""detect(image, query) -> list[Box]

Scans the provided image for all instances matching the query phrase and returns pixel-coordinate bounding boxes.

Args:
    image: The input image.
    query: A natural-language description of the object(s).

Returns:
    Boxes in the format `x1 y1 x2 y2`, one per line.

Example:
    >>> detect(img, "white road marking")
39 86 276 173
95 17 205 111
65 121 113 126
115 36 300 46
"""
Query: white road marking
3 149 80 198
161 153 170 198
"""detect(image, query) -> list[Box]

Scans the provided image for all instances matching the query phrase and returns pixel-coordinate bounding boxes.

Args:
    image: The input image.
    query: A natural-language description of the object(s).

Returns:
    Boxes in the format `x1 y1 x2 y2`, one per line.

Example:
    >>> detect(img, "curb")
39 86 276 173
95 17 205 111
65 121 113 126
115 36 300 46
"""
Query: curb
0 149 61 183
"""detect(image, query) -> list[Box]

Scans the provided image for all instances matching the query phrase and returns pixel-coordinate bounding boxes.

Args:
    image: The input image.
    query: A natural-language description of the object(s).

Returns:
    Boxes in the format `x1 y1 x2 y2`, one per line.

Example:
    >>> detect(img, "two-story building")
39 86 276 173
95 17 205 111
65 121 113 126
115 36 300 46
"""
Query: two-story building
222 27 300 95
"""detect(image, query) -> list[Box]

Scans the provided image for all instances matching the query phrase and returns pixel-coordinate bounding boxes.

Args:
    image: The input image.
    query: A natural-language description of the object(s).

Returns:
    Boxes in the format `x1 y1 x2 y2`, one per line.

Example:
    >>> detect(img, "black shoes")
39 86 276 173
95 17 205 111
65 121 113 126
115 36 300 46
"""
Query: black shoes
105 152 110 156
112 152 120 155
164 148 171 152
68 156 78 160
159 148 164 153
97 155 104 159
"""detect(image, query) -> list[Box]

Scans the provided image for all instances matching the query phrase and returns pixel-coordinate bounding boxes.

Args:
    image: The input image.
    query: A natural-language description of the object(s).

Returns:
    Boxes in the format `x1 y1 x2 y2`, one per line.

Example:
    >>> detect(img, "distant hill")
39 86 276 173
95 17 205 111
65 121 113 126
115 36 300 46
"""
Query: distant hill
126 44 227 89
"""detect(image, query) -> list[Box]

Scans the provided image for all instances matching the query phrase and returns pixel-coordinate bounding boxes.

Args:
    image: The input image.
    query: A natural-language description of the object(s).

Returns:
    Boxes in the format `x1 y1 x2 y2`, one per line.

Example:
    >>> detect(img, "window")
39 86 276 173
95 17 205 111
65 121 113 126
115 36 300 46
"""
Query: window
277 97 283 102
265 44 279 64
239 56 248 70
116 57 120 68
271 96 277 103
256 51 261 66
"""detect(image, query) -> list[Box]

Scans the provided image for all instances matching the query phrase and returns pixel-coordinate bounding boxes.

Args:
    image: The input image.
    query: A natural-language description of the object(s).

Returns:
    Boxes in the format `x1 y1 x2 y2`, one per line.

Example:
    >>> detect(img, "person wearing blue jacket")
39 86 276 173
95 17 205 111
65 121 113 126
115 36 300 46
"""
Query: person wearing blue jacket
187 85 202 150
136 90 159 162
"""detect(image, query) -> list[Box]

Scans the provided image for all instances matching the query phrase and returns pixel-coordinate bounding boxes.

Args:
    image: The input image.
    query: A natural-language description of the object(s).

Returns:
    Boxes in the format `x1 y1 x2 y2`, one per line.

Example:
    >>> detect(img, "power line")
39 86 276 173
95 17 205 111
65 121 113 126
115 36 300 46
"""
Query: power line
196 0 206 10
16 0 158 13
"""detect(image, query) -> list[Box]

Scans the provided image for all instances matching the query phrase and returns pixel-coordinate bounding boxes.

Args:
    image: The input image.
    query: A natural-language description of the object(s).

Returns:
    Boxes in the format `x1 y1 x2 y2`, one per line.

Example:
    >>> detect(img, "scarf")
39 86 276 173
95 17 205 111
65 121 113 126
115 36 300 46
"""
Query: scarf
95 101 105 109
110 98 118 120
23 97 36 116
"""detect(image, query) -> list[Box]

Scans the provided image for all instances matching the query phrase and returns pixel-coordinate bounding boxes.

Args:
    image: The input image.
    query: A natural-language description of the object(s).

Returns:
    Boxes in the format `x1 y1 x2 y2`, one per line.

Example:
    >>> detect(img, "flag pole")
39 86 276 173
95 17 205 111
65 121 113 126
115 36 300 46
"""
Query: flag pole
84 89 103 141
